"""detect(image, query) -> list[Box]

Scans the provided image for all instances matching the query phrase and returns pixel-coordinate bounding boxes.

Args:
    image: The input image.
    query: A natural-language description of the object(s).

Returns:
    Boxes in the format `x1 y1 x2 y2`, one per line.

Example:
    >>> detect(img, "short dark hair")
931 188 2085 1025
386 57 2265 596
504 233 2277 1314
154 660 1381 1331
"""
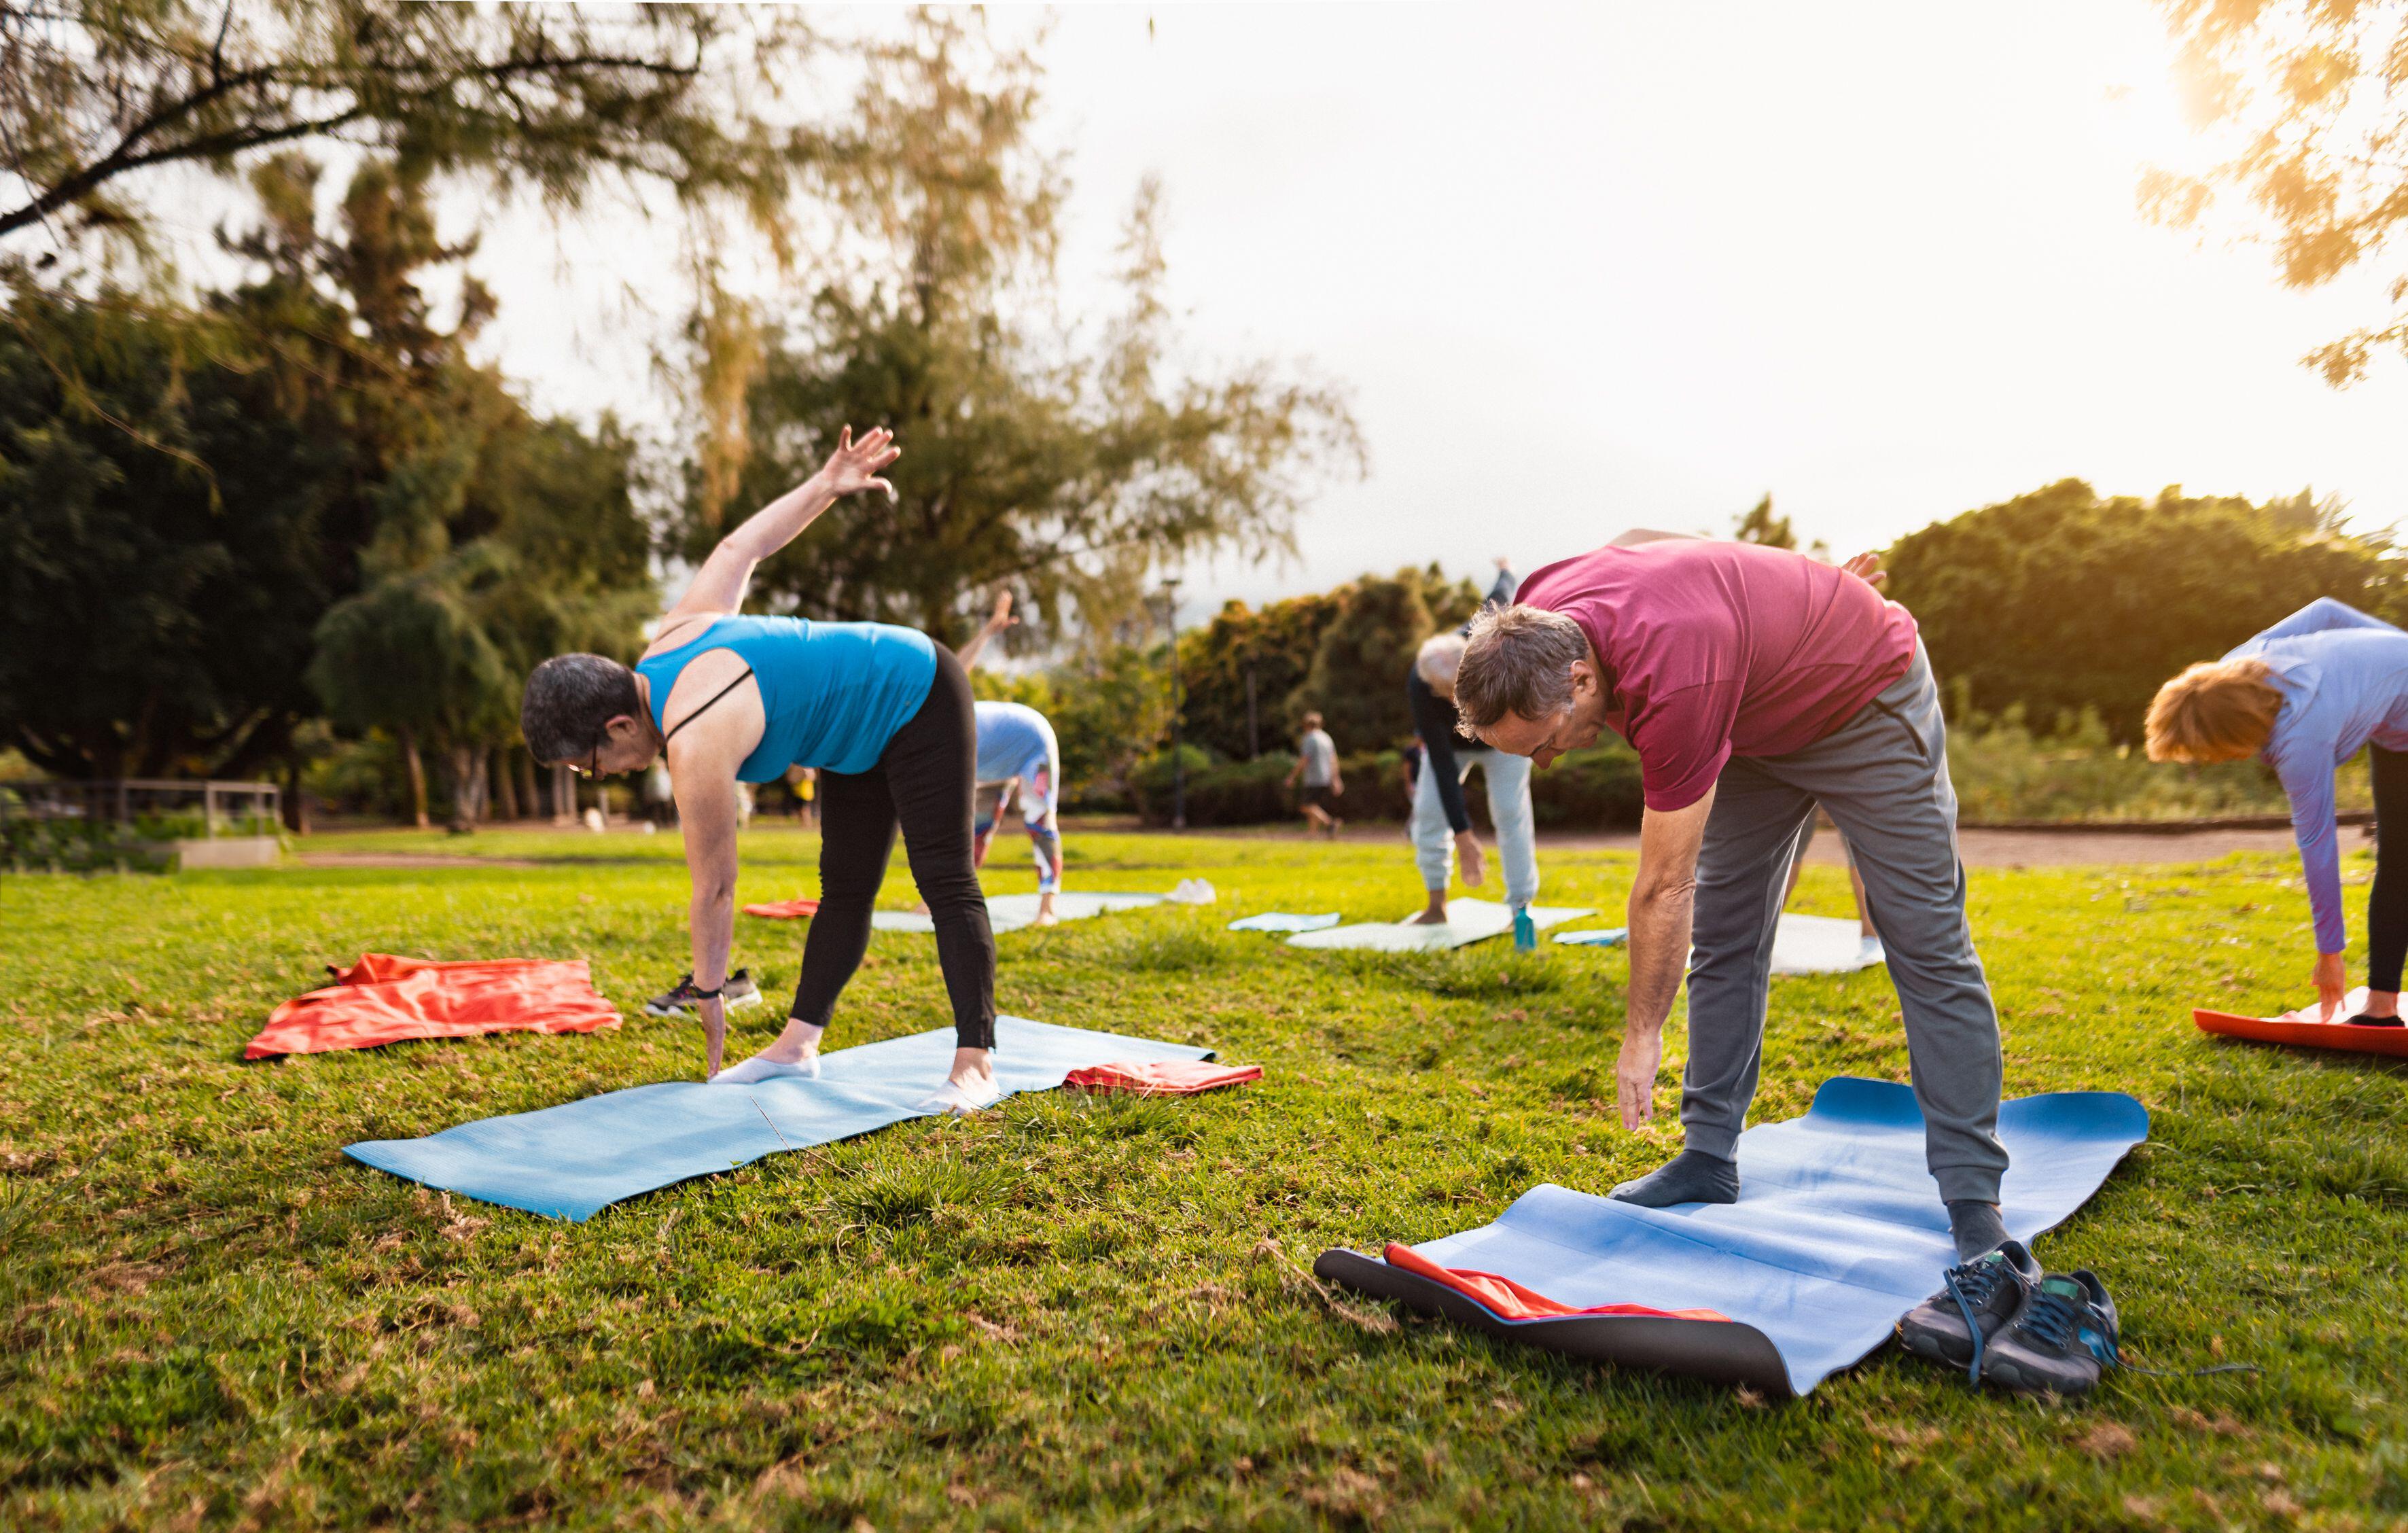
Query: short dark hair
522 654 641 762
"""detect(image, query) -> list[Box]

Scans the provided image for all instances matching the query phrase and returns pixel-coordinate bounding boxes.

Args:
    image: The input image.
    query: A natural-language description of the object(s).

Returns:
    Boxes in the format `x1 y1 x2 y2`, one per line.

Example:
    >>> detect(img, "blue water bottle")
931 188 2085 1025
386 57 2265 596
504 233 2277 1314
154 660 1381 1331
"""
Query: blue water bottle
1512 905 1536 951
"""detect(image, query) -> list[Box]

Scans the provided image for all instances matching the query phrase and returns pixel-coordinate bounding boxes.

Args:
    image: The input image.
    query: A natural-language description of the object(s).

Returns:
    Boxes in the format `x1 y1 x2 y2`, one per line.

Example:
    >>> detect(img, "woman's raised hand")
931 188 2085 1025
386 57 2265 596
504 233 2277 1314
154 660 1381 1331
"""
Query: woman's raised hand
817 425 902 502
1841 550 1888 588
984 590 1019 636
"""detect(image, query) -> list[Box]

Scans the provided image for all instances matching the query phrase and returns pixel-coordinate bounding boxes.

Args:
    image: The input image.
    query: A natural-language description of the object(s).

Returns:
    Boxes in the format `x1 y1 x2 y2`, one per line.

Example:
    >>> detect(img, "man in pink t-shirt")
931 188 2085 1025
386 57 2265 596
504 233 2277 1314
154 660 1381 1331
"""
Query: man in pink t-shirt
1453 533 2010 1267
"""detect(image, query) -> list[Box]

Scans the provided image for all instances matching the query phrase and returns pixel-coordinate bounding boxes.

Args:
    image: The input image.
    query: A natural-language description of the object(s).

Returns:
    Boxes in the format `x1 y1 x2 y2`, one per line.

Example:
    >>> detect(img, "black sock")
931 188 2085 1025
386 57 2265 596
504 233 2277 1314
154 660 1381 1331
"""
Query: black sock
1610 1148 1739 1207
1947 1199 2009 1262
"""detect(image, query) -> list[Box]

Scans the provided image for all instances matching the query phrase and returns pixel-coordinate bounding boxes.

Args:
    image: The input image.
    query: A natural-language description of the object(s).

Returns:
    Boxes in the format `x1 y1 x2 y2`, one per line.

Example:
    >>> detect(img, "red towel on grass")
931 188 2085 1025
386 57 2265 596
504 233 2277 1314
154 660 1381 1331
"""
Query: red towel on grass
742 898 821 919
1063 1060 1263 1095
244 953 621 1060
1381 1241 1731 1323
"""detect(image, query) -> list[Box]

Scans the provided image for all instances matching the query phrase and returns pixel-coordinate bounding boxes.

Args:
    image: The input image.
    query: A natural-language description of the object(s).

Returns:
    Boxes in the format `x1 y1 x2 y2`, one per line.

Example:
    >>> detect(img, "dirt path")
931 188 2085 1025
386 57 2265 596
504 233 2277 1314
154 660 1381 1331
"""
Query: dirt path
1276 823 2341 868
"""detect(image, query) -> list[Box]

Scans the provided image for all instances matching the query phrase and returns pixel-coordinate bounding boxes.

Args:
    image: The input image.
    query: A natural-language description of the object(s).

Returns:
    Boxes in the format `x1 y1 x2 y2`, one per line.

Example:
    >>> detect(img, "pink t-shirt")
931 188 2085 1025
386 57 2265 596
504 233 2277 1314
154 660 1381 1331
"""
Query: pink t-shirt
1516 540 1919 811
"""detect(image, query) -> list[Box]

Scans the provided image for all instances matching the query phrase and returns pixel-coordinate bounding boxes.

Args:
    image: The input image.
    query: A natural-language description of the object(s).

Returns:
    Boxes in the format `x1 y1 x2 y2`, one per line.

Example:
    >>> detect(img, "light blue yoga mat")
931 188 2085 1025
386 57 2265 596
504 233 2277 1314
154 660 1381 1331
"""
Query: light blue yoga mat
1228 911 1341 933
346 1015 1213 1220
1554 926 1629 947
1322 1078 2146 1396
870 891 1164 934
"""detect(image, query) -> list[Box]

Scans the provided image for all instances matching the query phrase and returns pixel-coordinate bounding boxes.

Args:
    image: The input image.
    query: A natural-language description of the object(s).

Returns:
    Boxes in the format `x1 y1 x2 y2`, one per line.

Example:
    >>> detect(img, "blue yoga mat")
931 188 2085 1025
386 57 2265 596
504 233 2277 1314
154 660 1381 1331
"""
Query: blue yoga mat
1228 911 1341 933
347 1015 1213 1220
1319 1078 2146 1396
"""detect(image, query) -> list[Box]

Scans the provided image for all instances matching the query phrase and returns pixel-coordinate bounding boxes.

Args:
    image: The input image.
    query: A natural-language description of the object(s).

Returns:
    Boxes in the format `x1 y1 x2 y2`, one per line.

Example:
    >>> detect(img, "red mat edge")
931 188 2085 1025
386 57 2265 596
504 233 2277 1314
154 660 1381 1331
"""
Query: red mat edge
2193 1007 2408 1057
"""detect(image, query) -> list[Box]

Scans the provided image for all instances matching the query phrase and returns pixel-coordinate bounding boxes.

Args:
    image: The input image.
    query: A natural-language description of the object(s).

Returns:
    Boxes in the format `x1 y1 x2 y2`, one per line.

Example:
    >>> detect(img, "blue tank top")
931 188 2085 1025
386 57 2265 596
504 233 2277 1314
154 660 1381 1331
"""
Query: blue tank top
636 616 937 781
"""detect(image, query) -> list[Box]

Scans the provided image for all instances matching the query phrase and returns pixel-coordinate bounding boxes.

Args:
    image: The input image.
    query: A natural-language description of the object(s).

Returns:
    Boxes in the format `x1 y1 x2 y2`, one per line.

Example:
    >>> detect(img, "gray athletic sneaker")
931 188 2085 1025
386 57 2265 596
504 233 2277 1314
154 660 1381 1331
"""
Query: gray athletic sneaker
1895 1239 2041 1379
1979 1271 2120 1397
645 968 762 1017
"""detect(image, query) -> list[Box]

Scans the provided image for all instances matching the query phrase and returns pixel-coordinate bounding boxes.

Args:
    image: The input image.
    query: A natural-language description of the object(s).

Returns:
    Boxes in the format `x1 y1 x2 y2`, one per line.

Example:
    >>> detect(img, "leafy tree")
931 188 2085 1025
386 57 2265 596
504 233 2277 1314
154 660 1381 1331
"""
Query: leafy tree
0 1 825 251
1884 478 2398 740
1288 571 1436 752
0 281 347 780
1177 591 1346 762
2149 1 2408 383
673 16 1363 646
1732 493 1796 549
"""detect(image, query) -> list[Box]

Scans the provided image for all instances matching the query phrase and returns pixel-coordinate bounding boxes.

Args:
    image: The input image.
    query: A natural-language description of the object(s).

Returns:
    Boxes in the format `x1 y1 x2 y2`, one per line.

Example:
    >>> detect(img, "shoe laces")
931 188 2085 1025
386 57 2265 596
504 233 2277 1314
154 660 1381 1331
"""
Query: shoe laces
2014 1287 2096 1358
1942 1255 2015 1386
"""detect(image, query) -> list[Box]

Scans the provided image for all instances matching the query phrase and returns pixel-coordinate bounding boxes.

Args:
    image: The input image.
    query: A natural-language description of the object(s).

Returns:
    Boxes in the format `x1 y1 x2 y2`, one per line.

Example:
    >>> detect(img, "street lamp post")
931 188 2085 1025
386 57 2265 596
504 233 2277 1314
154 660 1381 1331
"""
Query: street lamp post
1160 577 1186 830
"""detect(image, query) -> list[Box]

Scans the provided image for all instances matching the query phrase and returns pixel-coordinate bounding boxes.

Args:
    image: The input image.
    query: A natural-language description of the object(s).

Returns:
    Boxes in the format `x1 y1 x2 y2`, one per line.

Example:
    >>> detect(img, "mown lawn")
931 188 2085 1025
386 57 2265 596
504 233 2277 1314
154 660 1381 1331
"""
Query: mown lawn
2 825 2403 1531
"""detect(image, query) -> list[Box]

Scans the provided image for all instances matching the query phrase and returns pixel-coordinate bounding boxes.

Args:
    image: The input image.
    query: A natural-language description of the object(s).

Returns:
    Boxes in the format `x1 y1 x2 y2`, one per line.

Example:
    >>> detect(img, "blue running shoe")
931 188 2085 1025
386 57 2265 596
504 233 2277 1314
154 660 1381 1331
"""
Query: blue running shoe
1980 1270 2120 1397
1895 1239 2041 1381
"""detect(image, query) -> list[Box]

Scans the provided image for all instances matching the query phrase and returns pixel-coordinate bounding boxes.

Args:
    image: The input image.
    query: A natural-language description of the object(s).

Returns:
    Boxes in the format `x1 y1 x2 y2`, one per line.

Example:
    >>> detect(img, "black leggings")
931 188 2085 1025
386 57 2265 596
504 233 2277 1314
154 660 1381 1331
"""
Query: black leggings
791 644 997 1049
2370 745 2408 993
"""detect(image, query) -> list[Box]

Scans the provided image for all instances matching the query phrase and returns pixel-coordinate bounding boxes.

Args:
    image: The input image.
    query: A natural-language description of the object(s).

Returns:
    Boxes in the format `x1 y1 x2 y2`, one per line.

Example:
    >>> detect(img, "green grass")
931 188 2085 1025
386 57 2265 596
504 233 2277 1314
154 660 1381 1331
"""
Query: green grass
2 828 2403 1530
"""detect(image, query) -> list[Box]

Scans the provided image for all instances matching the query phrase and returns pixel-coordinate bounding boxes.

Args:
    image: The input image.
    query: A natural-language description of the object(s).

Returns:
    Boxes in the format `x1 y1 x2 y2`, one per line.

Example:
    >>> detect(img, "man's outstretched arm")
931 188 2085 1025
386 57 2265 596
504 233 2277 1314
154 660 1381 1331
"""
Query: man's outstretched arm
1616 788 1716 1128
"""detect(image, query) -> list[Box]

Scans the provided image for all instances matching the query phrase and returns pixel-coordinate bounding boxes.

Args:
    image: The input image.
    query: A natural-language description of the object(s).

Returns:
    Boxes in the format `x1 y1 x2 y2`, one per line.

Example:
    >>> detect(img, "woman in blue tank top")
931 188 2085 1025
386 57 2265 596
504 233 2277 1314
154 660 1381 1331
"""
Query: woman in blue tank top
519 427 1003 1114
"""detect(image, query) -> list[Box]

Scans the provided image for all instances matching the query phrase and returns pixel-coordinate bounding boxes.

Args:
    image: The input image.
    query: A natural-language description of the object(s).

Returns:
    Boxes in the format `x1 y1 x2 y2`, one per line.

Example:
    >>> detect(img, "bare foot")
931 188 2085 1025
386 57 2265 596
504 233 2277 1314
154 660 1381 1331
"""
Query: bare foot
1403 900 1451 926
1033 892 1060 926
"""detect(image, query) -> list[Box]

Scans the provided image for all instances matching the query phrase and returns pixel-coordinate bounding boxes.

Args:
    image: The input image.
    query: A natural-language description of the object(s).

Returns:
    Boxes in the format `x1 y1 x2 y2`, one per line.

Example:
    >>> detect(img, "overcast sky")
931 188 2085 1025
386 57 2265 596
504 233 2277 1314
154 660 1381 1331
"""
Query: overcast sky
467 1 2408 612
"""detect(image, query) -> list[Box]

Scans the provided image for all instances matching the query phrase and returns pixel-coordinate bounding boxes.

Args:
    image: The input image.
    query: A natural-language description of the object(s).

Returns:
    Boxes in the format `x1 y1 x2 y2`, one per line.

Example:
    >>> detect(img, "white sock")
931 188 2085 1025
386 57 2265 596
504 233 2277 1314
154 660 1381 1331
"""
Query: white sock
913 1075 1003 1116
710 1053 821 1085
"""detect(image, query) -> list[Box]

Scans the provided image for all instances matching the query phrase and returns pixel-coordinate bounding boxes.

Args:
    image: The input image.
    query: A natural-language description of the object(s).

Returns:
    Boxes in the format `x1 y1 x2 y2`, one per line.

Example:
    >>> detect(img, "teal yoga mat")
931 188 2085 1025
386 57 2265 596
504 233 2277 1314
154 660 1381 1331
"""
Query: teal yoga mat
1317 1078 2147 1396
346 1015 1213 1220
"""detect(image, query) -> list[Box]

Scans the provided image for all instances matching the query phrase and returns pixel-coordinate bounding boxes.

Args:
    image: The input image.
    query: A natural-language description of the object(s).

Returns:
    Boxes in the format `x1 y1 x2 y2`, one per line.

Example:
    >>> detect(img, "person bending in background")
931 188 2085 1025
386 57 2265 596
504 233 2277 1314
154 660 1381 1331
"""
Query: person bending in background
1287 712 1343 837
2147 597 2408 1025
518 426 1005 1114
1406 558 1538 928
955 593 1067 925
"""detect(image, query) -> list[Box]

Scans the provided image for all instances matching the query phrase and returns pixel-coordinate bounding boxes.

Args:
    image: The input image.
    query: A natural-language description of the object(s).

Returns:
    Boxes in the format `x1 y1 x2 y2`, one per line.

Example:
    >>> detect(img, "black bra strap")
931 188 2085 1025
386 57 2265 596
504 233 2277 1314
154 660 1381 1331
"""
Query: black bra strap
663 667 756 745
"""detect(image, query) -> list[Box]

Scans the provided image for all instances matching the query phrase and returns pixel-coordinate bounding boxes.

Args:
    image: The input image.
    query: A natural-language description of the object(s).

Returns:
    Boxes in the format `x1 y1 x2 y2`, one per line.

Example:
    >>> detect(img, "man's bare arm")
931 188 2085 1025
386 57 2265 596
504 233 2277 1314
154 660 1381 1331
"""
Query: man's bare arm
1616 788 1716 1127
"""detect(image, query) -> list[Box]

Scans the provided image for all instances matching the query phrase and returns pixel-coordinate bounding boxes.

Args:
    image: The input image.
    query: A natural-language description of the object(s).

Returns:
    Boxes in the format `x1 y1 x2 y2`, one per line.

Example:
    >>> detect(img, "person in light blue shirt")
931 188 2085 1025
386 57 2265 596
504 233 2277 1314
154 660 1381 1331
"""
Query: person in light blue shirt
2147 597 2408 1024
955 593 1067 923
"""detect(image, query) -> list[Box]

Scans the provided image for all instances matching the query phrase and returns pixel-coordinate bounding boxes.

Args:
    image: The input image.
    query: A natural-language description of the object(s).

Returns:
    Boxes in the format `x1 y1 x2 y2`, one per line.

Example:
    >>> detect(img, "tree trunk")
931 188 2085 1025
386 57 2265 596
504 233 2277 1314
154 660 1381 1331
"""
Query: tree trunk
516 749 540 824
492 747 520 820
400 726 431 828
442 745 486 830
283 754 312 835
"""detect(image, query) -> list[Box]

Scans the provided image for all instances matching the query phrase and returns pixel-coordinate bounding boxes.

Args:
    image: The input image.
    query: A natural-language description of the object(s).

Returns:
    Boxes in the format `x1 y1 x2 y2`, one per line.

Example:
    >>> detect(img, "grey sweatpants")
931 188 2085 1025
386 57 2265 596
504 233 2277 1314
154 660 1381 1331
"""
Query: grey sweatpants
1683 641 2008 1204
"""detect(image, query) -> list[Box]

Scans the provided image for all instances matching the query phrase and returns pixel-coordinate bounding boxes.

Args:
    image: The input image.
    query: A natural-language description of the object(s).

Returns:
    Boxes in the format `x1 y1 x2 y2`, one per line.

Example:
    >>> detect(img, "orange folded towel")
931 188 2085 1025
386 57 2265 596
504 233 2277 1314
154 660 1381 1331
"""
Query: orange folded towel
245 953 622 1060
1063 1060 1262 1096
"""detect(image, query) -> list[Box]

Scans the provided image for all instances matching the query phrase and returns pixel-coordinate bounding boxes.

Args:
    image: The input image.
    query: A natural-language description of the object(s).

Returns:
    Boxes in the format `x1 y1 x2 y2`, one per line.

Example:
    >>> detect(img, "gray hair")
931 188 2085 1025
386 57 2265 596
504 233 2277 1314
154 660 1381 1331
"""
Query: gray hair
522 653 641 762
1454 605 1590 729
1415 633 1466 692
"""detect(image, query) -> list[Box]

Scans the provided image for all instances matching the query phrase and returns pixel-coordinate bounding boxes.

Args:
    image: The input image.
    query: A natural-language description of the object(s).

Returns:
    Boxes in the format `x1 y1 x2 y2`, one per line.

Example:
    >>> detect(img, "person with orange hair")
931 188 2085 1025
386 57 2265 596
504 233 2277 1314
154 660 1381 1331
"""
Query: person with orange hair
2147 598 2408 1024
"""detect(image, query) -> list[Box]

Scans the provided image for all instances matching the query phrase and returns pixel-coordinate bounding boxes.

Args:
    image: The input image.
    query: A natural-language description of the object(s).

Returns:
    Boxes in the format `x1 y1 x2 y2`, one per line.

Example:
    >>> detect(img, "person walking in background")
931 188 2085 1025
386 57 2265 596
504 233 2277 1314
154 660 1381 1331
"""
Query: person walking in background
787 766 818 828
1286 711 1343 837
1406 558 1537 932
2147 597 2408 1025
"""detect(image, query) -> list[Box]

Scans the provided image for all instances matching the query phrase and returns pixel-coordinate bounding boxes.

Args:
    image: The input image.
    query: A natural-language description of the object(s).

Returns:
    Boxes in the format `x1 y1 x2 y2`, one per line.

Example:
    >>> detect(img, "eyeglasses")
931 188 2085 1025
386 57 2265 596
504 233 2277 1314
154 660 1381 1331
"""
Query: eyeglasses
570 744 601 779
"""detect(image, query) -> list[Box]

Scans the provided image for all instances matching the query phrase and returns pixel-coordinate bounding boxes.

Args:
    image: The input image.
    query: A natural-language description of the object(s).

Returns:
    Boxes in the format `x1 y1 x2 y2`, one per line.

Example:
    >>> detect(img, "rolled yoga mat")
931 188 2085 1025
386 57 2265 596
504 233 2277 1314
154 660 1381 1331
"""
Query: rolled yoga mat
870 891 1165 935
346 1015 1214 1220
1316 1076 2147 1397
1285 898 1594 952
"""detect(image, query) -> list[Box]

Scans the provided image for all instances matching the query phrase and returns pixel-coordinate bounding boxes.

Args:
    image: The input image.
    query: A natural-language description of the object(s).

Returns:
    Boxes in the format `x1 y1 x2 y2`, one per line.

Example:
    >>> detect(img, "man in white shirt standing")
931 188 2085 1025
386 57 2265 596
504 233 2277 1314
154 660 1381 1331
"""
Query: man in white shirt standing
1286 712 1343 838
